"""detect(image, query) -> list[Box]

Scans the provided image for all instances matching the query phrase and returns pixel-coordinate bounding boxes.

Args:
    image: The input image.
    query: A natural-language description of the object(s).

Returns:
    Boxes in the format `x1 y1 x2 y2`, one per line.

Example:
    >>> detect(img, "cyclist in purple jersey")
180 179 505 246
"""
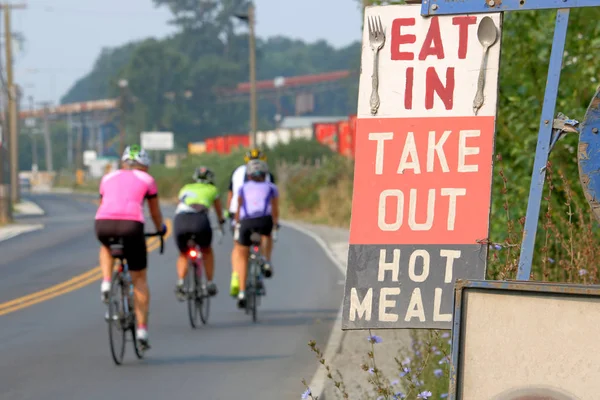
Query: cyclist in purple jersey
230 159 279 308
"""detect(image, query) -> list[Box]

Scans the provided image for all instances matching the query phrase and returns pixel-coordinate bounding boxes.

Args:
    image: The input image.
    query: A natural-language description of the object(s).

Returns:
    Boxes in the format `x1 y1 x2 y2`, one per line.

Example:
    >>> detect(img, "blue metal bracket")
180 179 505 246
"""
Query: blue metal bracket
421 0 600 16
516 9 570 281
577 86 600 225
548 113 579 155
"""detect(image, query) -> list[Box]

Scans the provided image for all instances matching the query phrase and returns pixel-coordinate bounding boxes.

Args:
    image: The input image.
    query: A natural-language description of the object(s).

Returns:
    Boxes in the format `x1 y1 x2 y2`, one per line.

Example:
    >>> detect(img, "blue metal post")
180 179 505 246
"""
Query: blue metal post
516 9 570 281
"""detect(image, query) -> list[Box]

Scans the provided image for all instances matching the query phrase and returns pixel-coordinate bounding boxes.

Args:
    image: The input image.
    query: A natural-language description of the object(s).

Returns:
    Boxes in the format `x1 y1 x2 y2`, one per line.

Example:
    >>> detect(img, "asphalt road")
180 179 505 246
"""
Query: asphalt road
0 193 343 400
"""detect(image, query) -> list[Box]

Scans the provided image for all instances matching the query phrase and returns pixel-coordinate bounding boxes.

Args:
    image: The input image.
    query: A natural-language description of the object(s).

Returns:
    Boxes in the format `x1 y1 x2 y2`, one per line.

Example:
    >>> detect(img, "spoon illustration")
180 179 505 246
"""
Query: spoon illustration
472 16 498 115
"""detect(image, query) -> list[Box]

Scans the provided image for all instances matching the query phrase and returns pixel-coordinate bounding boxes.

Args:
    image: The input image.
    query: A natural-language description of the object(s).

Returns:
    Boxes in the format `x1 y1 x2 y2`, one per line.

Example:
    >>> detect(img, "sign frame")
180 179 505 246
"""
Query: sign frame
449 279 600 400
420 0 600 290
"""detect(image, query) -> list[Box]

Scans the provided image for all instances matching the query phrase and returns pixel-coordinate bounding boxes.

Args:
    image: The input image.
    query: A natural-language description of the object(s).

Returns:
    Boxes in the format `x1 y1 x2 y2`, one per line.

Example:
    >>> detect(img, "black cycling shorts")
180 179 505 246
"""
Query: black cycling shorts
237 215 273 246
174 212 213 253
95 219 147 271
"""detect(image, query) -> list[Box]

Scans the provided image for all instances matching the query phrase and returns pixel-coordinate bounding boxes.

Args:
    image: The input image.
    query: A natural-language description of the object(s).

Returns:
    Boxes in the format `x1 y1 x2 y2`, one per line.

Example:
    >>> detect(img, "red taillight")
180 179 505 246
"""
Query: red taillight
189 249 198 258
253 246 259 253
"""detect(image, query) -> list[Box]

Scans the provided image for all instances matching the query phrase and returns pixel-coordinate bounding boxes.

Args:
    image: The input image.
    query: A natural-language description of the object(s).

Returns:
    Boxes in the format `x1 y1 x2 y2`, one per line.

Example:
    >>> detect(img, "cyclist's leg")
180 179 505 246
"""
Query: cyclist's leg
94 219 116 302
174 213 191 299
258 215 274 277
196 212 217 296
123 222 150 343
231 219 251 303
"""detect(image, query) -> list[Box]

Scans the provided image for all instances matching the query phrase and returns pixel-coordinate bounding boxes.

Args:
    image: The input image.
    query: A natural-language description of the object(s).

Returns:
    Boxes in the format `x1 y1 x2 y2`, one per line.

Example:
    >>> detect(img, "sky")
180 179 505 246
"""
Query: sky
12 0 362 107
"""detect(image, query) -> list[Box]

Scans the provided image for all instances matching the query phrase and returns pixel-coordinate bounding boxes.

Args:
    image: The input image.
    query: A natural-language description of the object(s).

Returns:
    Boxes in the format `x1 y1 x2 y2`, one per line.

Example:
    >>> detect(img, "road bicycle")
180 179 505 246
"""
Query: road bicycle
105 231 164 366
182 228 223 328
244 232 267 323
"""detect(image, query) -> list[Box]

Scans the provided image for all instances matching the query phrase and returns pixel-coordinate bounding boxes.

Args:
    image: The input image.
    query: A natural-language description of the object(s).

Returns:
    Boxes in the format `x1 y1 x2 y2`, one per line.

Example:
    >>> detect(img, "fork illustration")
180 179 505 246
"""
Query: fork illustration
368 15 385 115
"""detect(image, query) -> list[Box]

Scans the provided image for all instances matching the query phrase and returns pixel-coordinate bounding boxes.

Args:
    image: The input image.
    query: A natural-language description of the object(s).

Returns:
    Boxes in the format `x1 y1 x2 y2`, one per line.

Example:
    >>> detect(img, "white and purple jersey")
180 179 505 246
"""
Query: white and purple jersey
238 181 278 220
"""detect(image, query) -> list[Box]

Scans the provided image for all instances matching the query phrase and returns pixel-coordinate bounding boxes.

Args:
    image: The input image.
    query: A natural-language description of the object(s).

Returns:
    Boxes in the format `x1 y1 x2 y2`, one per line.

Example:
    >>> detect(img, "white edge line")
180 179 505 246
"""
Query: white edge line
280 220 347 399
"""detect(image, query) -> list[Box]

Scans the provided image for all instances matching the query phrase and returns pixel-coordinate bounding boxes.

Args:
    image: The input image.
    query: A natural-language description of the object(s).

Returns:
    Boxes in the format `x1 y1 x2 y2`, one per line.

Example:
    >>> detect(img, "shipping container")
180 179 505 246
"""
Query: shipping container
226 134 250 151
188 141 207 155
314 123 338 152
205 138 216 153
338 120 353 158
215 137 228 154
348 114 357 158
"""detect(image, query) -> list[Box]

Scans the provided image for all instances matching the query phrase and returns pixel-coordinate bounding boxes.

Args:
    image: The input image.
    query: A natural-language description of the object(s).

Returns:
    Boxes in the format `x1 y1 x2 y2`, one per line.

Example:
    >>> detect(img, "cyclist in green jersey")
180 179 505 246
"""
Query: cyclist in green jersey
173 166 226 300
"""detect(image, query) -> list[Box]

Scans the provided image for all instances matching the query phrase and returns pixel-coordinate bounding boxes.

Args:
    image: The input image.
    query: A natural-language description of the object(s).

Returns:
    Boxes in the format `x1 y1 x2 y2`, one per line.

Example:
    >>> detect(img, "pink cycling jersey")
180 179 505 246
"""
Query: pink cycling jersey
95 169 158 223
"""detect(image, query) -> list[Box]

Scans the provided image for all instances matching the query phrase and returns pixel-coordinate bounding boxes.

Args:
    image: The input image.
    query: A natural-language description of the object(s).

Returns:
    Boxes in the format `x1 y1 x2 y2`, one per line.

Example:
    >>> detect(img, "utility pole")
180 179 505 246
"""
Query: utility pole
118 79 128 156
248 2 257 147
38 101 52 172
66 112 73 169
5 3 25 204
28 96 37 172
236 3 257 147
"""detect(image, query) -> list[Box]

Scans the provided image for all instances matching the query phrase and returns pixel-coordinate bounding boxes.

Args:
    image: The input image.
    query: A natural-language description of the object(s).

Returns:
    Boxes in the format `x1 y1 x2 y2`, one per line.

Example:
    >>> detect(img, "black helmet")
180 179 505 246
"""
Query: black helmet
193 166 215 184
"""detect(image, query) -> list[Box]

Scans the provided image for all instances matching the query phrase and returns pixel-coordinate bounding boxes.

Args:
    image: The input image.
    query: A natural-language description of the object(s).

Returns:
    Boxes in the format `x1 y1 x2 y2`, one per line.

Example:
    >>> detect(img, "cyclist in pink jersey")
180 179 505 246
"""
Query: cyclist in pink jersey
95 145 166 349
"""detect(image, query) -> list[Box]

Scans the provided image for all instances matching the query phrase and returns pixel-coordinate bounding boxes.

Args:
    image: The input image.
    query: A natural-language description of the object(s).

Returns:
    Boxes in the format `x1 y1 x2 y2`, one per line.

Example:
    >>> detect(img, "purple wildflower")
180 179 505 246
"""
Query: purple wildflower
368 367 375 375
417 391 432 399
440 394 449 398
434 369 443 378
548 257 555 264
368 334 383 344
399 366 411 377
493 244 502 250
441 332 450 339
394 392 406 399
401 357 411 365
301 388 311 399
579 269 588 276
391 379 400 386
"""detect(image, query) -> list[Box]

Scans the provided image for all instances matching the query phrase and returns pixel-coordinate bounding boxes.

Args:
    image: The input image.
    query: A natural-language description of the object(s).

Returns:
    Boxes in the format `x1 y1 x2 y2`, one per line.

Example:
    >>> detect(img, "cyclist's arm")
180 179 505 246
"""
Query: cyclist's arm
147 196 164 232
226 170 235 212
271 186 279 227
235 193 243 224
146 180 164 232
213 197 225 223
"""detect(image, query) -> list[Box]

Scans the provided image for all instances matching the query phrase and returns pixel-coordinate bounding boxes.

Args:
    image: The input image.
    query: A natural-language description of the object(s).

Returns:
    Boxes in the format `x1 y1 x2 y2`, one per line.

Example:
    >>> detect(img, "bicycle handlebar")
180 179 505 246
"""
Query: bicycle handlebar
144 231 165 254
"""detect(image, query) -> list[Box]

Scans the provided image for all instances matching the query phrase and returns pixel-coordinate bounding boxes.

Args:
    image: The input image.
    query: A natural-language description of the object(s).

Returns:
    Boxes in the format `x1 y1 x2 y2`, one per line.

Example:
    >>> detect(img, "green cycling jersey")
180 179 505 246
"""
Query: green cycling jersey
176 182 220 214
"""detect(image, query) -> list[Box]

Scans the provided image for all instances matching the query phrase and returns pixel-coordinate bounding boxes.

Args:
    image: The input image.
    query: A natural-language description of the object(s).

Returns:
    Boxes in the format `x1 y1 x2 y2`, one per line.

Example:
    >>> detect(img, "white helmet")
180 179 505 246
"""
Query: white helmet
246 159 268 177
122 144 151 167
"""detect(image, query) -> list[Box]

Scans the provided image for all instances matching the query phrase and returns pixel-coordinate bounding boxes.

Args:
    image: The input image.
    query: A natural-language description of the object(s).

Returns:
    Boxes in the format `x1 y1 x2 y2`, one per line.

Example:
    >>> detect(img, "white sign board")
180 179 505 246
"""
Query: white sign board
140 132 174 150
342 4 502 330
455 281 600 400
83 150 97 167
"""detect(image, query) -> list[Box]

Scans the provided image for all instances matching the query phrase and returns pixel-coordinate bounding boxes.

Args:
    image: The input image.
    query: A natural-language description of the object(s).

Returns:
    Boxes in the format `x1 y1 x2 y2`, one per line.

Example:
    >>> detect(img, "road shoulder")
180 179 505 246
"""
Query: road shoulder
14 200 45 216
0 199 45 243
0 223 44 243
284 220 411 400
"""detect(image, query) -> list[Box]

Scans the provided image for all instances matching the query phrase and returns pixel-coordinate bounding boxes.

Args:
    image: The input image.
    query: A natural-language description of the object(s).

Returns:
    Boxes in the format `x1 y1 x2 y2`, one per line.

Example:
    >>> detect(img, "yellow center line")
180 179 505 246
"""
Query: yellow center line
0 218 173 317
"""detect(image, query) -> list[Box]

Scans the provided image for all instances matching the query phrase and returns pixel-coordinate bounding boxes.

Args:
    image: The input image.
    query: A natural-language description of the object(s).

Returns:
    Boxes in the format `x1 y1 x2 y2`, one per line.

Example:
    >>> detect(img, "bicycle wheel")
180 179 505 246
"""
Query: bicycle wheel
198 260 210 325
247 261 258 323
186 260 199 329
108 272 126 365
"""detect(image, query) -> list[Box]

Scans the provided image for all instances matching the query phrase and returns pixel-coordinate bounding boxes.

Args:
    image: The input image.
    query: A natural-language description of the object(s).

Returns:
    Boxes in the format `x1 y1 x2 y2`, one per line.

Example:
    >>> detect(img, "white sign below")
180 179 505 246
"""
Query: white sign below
141 132 174 151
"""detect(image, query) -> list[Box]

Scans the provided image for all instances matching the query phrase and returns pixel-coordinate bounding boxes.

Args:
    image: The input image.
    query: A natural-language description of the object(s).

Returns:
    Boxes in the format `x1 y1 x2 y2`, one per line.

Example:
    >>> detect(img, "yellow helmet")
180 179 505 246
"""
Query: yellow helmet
244 148 267 163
